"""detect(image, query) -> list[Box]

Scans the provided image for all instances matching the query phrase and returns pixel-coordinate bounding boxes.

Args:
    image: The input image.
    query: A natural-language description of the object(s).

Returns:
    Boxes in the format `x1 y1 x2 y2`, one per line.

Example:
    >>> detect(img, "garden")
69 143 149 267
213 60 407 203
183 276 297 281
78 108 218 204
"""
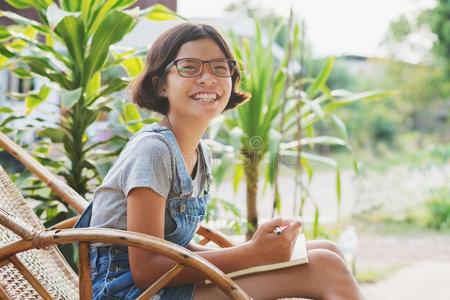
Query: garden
0 0 449 299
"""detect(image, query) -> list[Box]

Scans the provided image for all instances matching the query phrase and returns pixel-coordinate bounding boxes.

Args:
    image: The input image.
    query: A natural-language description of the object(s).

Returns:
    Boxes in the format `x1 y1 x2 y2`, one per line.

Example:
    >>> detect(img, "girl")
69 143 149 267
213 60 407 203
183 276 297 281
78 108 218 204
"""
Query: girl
80 22 364 300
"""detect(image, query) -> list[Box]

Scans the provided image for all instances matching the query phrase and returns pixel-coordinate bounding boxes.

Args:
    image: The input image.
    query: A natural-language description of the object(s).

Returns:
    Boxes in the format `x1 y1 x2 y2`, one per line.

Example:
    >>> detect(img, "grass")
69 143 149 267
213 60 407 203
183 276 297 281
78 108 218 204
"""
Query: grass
351 185 450 235
356 263 406 284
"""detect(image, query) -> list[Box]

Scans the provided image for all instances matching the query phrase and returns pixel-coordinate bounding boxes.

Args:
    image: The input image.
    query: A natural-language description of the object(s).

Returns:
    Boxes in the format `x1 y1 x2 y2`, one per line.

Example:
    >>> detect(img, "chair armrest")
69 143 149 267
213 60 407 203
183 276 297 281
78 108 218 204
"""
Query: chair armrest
0 228 250 300
196 224 236 248
48 216 79 230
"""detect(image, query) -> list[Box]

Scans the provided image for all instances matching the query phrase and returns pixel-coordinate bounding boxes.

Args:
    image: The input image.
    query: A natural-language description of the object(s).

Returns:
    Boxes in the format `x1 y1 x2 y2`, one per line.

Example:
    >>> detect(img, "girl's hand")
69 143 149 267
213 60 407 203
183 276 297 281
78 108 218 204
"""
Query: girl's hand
248 217 302 265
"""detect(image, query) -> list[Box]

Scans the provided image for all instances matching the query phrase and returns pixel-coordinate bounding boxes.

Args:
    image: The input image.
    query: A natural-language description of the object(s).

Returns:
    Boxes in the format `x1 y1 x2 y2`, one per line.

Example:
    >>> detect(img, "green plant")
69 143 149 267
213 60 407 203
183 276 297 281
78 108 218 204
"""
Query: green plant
426 187 450 230
0 0 180 271
211 18 391 239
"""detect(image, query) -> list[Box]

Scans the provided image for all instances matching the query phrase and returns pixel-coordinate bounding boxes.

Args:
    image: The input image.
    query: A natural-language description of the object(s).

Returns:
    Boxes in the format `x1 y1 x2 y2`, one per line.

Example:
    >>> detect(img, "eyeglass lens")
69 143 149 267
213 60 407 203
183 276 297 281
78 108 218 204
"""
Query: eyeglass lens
176 58 234 77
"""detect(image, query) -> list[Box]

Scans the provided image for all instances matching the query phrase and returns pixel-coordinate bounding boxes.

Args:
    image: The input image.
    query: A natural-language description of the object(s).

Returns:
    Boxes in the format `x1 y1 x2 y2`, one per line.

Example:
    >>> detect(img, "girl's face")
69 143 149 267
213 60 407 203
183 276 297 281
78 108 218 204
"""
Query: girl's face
161 38 233 122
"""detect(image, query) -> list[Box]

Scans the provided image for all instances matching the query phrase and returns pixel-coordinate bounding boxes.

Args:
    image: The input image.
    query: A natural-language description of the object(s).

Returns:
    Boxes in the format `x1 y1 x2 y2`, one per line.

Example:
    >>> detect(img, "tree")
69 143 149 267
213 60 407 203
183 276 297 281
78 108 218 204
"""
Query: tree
214 18 390 239
430 0 450 91
0 0 180 270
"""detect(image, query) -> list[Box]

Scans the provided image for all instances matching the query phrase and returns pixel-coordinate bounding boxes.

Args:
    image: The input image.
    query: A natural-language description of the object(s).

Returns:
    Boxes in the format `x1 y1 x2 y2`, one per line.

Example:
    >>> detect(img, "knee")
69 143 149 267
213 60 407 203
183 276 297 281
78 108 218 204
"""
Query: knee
313 240 345 260
309 249 350 276
308 249 362 299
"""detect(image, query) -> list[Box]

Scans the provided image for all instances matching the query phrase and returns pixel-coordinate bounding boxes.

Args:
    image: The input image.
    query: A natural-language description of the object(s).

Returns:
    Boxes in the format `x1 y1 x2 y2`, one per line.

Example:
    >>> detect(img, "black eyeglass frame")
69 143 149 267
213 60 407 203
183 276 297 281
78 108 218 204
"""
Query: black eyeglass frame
163 58 237 78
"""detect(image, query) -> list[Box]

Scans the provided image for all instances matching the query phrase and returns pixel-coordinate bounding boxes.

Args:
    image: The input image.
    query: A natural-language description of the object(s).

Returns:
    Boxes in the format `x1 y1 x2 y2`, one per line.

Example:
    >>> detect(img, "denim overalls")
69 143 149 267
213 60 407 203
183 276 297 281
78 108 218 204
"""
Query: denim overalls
75 124 211 300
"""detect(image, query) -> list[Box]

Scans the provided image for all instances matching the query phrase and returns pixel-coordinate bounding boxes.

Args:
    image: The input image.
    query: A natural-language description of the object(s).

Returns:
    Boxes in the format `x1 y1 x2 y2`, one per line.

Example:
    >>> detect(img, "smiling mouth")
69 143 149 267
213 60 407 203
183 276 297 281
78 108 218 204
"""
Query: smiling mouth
191 92 218 102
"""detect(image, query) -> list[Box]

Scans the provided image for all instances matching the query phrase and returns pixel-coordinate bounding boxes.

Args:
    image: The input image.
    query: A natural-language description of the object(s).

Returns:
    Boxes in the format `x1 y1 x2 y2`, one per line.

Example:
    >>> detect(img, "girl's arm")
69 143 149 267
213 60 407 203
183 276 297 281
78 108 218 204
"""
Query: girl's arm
186 241 217 252
127 187 300 290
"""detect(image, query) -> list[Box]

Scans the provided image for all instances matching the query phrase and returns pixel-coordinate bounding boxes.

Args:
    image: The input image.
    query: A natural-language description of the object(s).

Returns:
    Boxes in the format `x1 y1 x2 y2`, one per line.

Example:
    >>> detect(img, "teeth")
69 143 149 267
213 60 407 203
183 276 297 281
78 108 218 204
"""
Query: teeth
193 93 217 102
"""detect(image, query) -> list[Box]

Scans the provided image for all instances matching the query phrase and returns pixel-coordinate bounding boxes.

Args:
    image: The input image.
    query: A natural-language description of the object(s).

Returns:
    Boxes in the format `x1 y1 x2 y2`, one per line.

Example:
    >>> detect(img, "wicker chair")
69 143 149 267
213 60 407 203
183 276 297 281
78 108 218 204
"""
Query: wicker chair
0 131 249 300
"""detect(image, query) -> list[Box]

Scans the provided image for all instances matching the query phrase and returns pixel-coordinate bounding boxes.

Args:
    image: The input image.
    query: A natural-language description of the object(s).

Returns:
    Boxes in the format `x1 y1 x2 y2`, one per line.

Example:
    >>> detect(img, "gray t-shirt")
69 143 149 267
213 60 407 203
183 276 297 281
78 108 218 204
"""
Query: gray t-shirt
90 128 207 235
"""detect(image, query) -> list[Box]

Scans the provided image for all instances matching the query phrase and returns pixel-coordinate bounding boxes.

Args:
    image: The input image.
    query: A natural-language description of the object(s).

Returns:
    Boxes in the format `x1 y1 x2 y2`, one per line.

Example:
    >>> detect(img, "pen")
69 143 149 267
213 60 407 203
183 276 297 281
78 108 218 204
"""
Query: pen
274 226 283 235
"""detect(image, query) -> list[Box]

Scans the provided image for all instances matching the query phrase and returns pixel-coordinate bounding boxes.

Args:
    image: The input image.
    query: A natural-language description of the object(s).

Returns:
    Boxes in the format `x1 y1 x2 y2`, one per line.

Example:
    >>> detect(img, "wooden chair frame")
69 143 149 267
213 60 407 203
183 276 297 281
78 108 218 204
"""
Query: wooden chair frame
0 131 249 299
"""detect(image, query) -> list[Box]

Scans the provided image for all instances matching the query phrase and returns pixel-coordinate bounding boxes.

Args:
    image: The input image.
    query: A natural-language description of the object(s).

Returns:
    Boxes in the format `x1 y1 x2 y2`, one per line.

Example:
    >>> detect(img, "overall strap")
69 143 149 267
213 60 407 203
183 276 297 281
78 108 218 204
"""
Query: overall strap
157 129 194 197
199 140 212 194
128 123 193 197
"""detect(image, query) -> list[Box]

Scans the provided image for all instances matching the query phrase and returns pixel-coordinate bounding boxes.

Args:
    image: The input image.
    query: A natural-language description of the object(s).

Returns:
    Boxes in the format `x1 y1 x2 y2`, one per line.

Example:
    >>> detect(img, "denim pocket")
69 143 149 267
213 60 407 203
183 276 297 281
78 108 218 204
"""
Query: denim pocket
186 210 206 224
165 212 182 239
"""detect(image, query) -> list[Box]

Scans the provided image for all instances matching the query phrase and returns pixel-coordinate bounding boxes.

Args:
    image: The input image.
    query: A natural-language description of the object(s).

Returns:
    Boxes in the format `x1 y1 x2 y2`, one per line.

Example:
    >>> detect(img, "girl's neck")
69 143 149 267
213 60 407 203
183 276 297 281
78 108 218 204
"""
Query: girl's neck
160 116 208 156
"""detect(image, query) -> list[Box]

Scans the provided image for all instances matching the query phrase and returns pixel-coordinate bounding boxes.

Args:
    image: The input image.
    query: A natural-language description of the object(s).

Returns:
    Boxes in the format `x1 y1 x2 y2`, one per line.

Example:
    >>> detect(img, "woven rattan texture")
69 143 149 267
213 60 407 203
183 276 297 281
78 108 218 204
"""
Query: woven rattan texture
0 166 79 299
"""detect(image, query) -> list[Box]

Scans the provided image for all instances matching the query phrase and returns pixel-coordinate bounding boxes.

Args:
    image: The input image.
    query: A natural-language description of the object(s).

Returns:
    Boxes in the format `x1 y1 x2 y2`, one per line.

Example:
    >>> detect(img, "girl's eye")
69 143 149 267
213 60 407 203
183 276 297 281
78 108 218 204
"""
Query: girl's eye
181 66 196 71
214 66 227 70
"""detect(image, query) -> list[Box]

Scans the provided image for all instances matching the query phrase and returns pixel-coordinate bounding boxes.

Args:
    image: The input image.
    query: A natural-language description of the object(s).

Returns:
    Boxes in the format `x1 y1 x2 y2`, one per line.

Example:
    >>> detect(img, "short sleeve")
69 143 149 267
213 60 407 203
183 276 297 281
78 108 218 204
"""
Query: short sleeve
120 135 173 199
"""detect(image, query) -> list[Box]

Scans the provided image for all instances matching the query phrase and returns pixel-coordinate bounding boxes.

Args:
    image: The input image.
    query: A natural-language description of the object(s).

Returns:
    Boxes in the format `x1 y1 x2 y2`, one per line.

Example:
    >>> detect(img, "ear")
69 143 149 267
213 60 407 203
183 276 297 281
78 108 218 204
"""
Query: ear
159 87 168 97
152 76 168 97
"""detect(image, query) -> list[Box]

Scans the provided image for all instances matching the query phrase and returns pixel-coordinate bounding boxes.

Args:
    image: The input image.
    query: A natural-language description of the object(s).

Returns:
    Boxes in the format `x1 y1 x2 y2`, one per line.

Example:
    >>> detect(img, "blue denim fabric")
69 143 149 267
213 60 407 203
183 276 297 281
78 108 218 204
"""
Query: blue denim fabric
76 124 211 300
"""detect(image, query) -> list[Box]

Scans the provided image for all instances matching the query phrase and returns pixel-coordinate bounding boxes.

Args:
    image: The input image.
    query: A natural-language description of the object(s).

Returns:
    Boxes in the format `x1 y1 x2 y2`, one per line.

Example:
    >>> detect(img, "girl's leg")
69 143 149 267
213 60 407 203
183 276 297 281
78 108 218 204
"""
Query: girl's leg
306 240 345 260
193 249 364 300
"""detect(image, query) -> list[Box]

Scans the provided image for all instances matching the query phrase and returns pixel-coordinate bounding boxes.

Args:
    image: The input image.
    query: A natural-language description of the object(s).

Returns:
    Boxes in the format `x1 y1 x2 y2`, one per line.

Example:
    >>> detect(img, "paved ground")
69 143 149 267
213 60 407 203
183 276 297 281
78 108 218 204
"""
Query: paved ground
361 261 450 300
209 163 450 299
356 231 450 300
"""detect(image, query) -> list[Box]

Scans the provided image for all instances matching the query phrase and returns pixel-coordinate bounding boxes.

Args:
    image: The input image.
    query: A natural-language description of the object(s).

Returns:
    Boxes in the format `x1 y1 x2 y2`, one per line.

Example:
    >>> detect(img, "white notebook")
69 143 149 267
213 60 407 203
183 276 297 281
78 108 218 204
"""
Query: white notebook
205 234 308 284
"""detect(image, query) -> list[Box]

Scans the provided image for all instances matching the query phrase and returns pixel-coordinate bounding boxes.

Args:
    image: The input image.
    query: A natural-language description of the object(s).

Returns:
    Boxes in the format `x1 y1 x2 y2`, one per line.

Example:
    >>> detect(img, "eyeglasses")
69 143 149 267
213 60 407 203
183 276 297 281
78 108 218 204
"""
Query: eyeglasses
164 58 236 78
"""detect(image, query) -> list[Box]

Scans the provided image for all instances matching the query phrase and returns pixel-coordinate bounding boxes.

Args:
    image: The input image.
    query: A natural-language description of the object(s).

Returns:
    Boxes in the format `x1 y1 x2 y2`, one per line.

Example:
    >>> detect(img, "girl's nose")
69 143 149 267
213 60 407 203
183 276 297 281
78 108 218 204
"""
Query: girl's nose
197 64 217 85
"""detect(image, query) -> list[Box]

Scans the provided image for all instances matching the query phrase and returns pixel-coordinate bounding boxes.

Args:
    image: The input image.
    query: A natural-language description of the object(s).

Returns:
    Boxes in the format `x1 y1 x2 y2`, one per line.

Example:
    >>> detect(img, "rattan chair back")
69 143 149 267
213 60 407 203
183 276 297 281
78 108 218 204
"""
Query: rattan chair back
0 165 79 299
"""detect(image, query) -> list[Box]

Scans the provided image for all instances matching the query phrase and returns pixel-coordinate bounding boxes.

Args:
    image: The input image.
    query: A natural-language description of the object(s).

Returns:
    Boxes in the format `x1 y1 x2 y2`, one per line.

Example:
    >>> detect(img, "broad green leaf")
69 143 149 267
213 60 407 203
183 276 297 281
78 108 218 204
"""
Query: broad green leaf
0 27 11 41
61 87 82 108
121 57 143 77
9 32 72 68
144 4 183 20
111 0 138 10
24 56 73 89
80 0 96 25
122 102 142 133
54 15 85 76
86 11 135 80
5 0 31 9
25 95 44 115
123 102 141 121
34 145 49 154
20 24 38 38
60 0 81 11
89 78 129 105
38 84 50 99
0 11 49 33
5 0 52 10
0 107 14 113
306 56 335 99
0 45 15 58
86 71 101 99
86 0 137 37
25 85 50 115
9 37 28 50
0 115 22 128
12 68 32 78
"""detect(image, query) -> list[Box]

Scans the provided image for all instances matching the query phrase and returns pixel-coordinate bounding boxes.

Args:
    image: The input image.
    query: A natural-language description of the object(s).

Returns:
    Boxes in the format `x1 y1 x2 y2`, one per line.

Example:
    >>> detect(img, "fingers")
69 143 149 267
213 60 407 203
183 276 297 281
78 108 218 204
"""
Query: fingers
282 219 302 236
262 217 292 230
261 217 303 235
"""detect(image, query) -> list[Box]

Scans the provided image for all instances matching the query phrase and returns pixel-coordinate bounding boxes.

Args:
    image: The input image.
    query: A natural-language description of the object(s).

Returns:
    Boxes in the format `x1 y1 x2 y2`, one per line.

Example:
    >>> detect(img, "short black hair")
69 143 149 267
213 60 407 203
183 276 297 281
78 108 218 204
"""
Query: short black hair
129 22 250 115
